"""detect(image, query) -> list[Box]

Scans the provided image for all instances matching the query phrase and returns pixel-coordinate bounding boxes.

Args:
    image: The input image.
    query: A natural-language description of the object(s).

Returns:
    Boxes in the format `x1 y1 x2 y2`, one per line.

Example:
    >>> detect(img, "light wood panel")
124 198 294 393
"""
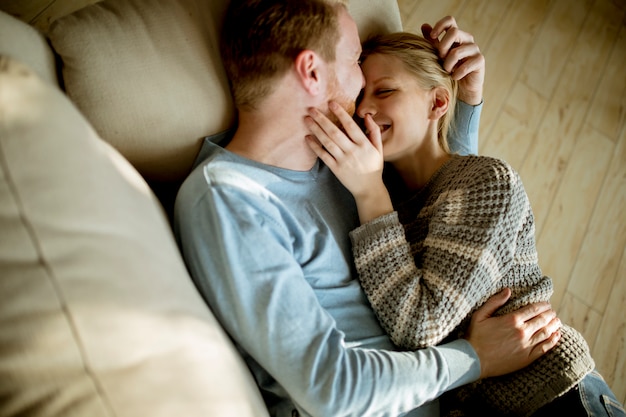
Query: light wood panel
400 0 626 404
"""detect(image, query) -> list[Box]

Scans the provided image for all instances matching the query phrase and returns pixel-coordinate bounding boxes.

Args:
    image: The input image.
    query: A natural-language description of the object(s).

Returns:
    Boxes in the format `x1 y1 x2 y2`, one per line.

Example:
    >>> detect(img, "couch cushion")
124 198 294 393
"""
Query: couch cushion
348 0 403 41
47 0 234 183
0 55 268 417
0 10 57 85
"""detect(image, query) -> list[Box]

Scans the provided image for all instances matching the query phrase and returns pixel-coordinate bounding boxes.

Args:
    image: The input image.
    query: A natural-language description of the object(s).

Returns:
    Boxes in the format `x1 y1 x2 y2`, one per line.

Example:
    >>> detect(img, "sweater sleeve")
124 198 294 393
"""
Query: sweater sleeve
350 158 546 350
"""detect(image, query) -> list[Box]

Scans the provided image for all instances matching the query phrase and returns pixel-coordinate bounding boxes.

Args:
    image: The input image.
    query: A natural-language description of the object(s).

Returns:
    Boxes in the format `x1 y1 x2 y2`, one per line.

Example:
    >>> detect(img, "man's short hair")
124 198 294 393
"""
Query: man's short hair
221 0 347 111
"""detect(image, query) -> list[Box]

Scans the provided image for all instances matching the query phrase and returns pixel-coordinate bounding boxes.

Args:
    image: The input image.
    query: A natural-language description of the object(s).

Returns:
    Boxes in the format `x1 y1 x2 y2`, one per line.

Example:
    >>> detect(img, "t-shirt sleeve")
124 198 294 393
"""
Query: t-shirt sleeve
448 101 482 156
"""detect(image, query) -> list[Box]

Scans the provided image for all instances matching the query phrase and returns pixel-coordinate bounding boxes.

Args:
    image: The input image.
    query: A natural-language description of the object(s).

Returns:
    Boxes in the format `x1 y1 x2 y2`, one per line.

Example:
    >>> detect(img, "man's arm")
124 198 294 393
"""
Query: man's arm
450 100 481 155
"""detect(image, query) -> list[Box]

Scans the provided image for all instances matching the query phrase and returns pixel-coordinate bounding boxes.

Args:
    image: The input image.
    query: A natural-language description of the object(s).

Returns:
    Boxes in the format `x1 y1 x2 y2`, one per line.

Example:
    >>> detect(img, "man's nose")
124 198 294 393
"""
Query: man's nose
356 97 374 119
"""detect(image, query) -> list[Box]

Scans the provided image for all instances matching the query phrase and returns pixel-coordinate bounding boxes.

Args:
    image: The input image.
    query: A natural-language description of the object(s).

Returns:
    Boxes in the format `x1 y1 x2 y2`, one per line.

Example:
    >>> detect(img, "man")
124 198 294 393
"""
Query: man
174 1 561 416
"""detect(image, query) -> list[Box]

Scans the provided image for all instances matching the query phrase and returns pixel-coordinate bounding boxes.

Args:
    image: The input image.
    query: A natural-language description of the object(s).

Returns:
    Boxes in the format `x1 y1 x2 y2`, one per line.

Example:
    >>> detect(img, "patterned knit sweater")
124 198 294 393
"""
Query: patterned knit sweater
350 154 594 417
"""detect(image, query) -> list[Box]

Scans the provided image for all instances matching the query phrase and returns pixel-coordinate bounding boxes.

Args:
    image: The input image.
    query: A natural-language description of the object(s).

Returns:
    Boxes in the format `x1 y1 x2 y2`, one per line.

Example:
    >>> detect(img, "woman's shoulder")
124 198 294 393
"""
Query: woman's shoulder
452 153 515 171
448 154 520 190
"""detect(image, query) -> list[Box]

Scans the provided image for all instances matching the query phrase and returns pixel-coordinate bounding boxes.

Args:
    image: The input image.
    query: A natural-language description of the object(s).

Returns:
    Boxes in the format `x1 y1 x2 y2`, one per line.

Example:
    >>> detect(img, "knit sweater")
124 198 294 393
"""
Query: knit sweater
350 154 594 417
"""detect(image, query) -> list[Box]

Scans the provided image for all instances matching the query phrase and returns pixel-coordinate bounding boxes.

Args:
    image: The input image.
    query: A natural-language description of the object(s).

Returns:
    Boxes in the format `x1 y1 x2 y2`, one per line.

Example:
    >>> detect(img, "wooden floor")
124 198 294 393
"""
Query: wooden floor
2 0 624 406
398 0 626 403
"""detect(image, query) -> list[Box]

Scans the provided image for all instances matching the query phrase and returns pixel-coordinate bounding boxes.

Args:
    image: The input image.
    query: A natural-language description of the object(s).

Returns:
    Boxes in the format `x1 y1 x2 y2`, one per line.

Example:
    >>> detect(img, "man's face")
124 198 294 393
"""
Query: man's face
325 8 365 121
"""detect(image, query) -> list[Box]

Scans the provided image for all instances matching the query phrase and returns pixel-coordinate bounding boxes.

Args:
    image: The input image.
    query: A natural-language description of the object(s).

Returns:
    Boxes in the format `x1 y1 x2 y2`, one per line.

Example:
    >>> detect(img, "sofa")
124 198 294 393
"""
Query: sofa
0 0 403 416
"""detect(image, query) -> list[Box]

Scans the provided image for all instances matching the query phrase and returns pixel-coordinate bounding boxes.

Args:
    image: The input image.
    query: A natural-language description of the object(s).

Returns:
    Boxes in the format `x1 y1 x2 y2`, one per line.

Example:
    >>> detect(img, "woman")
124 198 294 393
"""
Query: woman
305 31 624 416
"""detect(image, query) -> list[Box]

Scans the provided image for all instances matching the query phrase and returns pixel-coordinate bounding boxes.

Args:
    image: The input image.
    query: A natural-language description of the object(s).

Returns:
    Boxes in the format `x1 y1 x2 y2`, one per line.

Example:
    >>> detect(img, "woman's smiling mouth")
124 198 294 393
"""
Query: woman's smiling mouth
366 124 390 136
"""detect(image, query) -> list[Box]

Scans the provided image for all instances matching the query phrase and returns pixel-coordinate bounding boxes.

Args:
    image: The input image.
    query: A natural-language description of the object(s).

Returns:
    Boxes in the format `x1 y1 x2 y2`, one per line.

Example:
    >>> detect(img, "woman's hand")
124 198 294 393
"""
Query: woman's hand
422 16 485 106
305 101 393 223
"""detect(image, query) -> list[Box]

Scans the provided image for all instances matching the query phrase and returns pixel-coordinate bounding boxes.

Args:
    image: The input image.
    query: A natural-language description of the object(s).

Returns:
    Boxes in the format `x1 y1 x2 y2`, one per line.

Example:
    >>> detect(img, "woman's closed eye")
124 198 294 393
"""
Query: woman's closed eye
375 88 395 97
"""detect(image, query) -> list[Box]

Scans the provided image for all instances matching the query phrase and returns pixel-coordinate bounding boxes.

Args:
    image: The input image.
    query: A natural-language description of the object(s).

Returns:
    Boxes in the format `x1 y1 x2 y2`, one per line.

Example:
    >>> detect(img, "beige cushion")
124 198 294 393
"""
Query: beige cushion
0 55 268 417
47 0 234 183
348 0 403 41
0 10 57 85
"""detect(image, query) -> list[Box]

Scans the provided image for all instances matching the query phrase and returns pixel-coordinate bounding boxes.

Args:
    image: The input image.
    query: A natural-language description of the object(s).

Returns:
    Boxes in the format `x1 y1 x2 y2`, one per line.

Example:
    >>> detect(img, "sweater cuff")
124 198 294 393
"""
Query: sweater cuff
349 211 402 245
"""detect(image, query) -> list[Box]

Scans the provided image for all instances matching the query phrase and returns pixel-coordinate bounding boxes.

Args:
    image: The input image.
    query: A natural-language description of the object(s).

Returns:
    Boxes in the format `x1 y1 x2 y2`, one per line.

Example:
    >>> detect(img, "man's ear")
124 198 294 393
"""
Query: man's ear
295 50 322 96
430 87 450 120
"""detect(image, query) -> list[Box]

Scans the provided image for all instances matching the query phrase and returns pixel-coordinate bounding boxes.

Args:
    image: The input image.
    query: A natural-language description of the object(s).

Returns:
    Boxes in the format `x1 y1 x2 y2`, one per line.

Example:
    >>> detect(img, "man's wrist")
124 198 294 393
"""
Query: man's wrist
435 339 482 387
458 92 483 106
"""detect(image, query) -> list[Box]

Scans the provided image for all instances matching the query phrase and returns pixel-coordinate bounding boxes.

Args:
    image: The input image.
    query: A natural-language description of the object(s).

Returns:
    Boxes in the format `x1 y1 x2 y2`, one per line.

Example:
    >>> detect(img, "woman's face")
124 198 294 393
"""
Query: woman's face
356 53 436 162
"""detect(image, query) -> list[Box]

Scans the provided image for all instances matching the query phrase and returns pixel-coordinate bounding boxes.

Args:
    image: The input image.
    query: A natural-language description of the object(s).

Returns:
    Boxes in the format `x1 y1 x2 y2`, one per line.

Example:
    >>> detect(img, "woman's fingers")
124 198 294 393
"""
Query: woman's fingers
305 101 375 154
328 101 371 146
305 108 346 158
305 102 386 200
363 113 382 153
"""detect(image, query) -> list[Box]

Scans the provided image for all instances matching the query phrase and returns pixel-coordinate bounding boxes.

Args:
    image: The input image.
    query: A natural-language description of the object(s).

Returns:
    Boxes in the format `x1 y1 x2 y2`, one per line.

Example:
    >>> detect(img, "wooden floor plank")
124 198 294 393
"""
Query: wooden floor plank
400 0 466 34
558 292 603 352
519 0 594 100
479 0 554 138
536 124 614 309
481 81 548 170
568 124 626 310
587 25 626 142
454 0 512 52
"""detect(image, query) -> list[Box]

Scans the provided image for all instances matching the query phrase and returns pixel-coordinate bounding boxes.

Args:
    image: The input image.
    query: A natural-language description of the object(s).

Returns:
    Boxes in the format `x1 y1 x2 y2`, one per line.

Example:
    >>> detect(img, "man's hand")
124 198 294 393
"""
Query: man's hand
422 16 485 106
466 288 562 379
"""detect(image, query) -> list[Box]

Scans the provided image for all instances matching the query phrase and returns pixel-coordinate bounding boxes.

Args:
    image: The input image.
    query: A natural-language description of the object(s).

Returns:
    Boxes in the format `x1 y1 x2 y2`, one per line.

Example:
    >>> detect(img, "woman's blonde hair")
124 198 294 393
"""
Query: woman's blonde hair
361 32 458 153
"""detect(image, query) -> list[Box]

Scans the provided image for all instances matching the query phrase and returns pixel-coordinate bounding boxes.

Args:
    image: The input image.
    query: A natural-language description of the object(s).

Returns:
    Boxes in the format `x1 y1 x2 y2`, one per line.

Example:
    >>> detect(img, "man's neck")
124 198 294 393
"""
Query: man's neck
226 107 319 172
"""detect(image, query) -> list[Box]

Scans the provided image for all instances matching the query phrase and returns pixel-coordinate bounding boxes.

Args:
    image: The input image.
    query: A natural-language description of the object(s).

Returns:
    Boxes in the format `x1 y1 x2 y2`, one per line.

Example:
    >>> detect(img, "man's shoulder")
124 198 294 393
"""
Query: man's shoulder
190 130 236 169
